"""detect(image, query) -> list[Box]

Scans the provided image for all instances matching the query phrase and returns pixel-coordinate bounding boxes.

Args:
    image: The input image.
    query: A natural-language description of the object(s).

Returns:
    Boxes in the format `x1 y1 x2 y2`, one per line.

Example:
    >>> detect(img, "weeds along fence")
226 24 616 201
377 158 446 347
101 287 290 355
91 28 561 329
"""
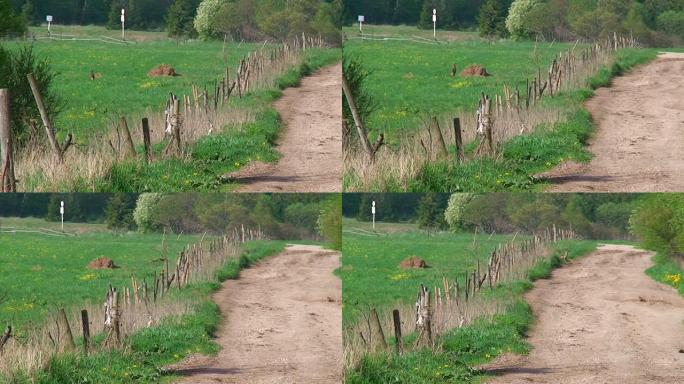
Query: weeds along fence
344 226 578 368
0 226 263 379
9 34 326 191
344 34 638 191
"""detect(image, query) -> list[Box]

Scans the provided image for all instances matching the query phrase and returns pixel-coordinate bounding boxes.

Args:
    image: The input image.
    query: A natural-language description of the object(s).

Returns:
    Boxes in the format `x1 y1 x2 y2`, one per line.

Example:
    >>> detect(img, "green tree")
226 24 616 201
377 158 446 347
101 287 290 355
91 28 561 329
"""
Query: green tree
657 10 684 39
444 193 474 231
479 0 510 37
21 0 36 26
506 0 541 40
318 195 342 250
105 194 137 231
0 0 26 37
194 0 227 39
416 193 445 231
166 0 200 38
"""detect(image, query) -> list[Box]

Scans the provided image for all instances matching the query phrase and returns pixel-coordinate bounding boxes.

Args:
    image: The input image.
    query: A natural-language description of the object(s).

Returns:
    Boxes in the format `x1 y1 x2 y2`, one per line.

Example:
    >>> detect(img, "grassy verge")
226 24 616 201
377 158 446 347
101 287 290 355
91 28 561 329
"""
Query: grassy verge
645 252 684 297
345 240 599 383
99 48 341 192
7 240 289 384
410 49 659 192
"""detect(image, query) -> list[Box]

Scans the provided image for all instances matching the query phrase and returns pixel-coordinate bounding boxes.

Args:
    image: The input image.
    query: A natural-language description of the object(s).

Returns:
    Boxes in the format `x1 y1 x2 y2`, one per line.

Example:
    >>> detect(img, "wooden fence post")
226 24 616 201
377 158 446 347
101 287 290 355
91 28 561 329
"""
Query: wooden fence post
453 117 463 164
0 326 11 353
0 89 16 192
27 73 71 163
342 75 383 161
81 309 90 355
104 286 121 347
120 116 136 159
142 118 151 163
57 308 76 352
414 285 432 347
430 117 448 159
392 309 403 355
369 308 387 351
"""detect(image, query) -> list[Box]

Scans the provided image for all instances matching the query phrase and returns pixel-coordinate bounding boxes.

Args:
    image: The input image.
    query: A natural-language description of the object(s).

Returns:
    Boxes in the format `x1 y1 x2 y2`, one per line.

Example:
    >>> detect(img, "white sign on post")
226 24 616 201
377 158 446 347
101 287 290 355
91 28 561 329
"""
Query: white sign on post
372 201 376 230
358 15 365 33
60 201 65 231
433 9 437 39
46 15 53 35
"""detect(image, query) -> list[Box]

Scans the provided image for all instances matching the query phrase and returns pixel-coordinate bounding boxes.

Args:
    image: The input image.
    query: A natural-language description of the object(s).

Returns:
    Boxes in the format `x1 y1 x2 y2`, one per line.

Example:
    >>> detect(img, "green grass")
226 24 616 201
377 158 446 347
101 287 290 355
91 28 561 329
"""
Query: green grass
0 219 205 330
408 49 660 192
97 47 341 192
5 240 290 384
645 252 684 297
6 30 262 141
340 221 519 325
343 29 573 140
342 222 600 383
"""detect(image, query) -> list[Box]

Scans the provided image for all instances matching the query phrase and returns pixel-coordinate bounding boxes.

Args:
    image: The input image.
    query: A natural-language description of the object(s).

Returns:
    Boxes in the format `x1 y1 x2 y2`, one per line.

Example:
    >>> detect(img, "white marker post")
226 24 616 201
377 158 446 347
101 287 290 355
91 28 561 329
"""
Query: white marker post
120 9 125 41
358 15 365 34
59 201 65 232
46 15 52 36
433 9 437 39
371 201 376 230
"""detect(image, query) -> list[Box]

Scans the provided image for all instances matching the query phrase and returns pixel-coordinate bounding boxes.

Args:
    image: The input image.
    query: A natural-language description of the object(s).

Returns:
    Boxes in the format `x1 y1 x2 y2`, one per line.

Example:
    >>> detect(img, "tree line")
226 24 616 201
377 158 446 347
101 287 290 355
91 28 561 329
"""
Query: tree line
1 0 342 42
0 193 341 249
343 0 684 45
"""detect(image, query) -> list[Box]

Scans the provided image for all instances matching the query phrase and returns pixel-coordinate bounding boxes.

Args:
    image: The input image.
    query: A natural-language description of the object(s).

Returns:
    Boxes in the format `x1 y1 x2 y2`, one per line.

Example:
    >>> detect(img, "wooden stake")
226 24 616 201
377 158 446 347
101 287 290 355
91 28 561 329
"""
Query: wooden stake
392 309 403 355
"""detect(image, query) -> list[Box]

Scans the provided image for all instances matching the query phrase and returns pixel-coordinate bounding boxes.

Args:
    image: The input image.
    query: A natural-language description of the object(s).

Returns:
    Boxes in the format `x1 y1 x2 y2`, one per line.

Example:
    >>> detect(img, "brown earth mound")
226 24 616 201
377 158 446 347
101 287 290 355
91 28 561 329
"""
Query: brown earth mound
399 256 429 269
461 64 491 77
148 64 178 77
87 257 116 270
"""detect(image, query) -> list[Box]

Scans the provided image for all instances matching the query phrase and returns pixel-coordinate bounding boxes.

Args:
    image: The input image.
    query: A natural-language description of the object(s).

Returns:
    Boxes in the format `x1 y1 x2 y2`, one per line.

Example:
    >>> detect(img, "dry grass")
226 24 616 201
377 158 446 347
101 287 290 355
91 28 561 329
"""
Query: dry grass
344 43 617 192
13 40 318 192
0 232 253 379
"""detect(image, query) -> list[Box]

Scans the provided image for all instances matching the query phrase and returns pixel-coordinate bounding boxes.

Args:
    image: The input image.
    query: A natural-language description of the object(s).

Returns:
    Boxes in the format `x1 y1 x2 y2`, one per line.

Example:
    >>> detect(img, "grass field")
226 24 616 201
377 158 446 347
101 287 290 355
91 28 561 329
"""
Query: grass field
341 218 600 383
7 28 261 141
343 26 573 139
340 219 518 325
0 218 206 330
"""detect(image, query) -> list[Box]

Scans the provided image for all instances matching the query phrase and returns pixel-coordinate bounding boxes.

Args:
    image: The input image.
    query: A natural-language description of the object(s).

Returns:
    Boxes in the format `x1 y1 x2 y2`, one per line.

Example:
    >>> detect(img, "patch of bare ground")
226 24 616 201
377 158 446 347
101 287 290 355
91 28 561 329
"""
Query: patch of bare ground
231 63 342 192
170 245 342 383
482 244 684 383
545 52 684 192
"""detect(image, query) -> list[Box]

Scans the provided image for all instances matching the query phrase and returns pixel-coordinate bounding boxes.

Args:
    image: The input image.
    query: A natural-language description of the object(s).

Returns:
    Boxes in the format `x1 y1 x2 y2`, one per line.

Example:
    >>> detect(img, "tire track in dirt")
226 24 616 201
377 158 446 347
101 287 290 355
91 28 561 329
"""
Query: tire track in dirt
170 245 342 383
483 244 684 384
231 63 342 192
545 52 684 192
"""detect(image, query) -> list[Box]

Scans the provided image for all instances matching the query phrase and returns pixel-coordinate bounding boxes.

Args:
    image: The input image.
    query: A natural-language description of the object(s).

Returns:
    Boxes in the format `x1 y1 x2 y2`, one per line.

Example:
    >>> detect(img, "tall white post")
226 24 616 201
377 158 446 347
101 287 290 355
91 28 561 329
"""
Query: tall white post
121 9 125 40
372 201 376 230
358 15 365 34
60 201 65 232
46 15 53 36
433 9 437 39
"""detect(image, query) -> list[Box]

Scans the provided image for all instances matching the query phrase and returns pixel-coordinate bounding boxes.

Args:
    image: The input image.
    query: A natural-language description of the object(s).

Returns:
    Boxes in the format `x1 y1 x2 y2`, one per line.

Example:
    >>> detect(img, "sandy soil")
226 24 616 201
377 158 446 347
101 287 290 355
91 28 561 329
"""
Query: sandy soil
483 244 684 383
545 52 684 192
171 245 342 384
231 63 342 192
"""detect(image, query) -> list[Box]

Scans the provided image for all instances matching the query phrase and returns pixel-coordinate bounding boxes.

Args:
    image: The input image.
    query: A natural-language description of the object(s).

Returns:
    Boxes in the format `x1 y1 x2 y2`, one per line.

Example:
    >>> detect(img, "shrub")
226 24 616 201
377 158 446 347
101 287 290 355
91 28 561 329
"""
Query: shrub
194 0 227 39
0 45 61 147
506 0 542 40
657 10 684 39
133 193 164 232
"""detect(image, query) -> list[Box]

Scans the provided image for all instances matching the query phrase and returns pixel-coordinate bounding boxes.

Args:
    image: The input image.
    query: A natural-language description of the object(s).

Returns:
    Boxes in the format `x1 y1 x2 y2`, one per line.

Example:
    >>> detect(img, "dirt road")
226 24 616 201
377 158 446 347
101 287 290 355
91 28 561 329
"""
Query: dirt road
484 244 684 383
232 63 342 192
547 52 684 192
172 245 342 383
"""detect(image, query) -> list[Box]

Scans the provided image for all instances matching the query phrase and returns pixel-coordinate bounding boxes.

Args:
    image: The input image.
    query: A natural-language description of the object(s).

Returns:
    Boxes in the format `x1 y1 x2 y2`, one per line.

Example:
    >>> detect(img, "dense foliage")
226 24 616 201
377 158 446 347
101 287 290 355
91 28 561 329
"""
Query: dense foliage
0 0 26 37
344 0 684 45
630 194 684 259
0 44 60 147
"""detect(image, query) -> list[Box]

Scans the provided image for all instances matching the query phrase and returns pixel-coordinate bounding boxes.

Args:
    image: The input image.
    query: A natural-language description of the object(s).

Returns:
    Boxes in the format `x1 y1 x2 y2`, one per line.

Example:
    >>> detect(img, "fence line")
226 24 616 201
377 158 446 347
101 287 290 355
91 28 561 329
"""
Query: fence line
0 226 263 378
345 226 578 366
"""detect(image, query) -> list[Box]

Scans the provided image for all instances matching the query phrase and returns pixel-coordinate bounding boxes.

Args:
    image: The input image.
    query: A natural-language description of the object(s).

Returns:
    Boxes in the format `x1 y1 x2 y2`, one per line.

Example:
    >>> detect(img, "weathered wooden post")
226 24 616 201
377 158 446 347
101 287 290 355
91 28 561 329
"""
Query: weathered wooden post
81 309 90 355
0 326 11 353
57 308 76 352
0 89 16 192
27 74 69 163
142 118 151 163
430 117 448 159
369 308 387 351
414 285 432 347
453 117 463 163
120 116 136 159
392 309 403 355
104 285 121 347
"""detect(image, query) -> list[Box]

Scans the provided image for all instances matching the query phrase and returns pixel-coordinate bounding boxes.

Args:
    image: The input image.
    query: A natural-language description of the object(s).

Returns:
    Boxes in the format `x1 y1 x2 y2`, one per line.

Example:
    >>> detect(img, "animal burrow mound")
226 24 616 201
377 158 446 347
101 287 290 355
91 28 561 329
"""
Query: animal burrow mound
399 256 429 269
87 257 117 270
460 64 491 77
148 64 179 77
